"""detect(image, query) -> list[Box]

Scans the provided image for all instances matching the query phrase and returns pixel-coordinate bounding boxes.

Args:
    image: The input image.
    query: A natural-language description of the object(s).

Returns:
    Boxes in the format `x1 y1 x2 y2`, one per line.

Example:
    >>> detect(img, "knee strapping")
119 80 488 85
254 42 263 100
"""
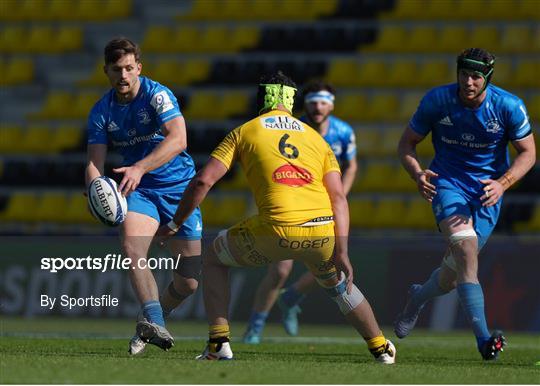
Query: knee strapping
448 229 477 245
321 273 365 315
213 230 241 267
167 282 186 301
174 255 202 280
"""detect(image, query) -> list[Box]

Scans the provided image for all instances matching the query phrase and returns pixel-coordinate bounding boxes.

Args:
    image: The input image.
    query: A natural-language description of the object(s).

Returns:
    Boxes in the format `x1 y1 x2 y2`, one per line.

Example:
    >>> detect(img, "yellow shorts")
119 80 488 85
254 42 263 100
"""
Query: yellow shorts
213 215 337 278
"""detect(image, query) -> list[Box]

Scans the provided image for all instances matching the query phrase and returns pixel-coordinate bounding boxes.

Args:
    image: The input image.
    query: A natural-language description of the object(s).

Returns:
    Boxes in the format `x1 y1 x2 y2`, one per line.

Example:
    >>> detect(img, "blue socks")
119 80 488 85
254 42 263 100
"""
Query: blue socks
410 268 447 309
247 311 269 334
142 300 165 327
281 287 306 307
457 283 490 349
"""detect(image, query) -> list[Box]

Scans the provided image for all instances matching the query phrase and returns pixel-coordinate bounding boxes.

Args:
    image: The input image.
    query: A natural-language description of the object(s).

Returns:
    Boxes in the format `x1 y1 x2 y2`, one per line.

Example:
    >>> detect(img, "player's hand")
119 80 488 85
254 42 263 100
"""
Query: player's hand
333 252 354 294
479 179 504 207
154 224 177 247
113 165 145 196
415 169 438 202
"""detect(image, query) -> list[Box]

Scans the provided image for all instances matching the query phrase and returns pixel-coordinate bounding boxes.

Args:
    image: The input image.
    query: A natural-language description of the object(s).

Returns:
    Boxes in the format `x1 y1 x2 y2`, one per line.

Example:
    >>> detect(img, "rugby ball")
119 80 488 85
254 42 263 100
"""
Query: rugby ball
87 176 127 226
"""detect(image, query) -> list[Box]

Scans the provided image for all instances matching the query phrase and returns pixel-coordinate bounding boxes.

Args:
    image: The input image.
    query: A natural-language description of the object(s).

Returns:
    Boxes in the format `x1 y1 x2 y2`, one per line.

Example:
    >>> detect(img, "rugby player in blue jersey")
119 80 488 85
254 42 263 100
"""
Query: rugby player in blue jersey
395 48 536 360
243 81 358 343
85 38 203 355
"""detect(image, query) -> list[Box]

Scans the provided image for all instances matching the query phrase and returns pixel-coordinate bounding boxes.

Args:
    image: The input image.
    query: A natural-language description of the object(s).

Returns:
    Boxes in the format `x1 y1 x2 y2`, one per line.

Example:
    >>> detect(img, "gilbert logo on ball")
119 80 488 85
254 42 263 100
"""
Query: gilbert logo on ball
87 176 127 226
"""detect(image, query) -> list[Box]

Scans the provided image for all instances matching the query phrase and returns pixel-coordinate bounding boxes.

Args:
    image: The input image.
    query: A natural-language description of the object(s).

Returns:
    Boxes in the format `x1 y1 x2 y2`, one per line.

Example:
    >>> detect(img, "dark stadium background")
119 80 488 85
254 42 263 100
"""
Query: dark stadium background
1 0 539 333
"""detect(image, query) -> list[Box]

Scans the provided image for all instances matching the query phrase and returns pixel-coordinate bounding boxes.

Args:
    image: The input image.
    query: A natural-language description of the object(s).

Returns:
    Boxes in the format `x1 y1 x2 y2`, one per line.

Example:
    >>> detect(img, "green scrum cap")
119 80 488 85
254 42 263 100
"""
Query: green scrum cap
457 48 495 92
258 83 297 114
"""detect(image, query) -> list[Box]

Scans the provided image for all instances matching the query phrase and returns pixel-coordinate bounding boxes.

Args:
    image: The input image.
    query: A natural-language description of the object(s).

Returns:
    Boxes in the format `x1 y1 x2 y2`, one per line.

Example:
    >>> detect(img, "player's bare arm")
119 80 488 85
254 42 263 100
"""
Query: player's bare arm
114 116 188 196
398 126 438 202
341 157 358 195
86 144 107 187
323 170 353 293
156 157 229 238
480 133 536 207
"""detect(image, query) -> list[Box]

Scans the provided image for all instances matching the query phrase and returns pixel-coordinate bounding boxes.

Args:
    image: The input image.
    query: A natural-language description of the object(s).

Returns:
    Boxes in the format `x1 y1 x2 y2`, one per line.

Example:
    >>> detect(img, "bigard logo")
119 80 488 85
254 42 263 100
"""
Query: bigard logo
272 164 313 187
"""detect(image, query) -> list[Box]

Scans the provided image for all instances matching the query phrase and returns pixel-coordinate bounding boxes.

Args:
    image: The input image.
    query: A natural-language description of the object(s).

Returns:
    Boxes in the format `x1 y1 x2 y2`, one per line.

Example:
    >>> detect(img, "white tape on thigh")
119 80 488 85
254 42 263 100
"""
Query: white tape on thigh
213 230 241 267
448 229 477 246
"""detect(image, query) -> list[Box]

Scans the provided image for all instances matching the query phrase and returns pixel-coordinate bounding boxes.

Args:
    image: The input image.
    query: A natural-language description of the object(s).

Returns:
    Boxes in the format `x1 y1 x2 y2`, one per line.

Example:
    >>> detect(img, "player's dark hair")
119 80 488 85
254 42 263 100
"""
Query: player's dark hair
457 48 496 84
256 71 297 114
104 37 141 65
302 80 336 98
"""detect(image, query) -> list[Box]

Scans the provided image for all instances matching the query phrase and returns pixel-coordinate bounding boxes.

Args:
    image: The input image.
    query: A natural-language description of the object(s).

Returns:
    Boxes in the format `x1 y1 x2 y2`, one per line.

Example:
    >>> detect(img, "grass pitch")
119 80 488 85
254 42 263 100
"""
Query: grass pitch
1 317 539 384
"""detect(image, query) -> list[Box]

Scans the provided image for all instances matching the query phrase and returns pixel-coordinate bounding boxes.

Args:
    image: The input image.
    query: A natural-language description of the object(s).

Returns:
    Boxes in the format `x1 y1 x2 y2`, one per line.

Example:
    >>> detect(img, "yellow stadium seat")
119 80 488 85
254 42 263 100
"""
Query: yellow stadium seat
311 0 338 17
53 126 83 152
517 0 540 21
0 0 19 21
387 60 418 87
355 60 388 87
398 92 423 121
469 26 499 52
371 199 406 228
73 92 100 119
220 91 250 118
500 25 532 53
485 0 518 20
513 60 540 88
0 57 34 85
353 163 394 192
56 26 83 52
199 26 234 53
252 0 281 19
417 61 452 87
152 60 184 86
35 192 68 222
104 0 132 19
232 25 260 51
0 193 38 222
491 59 513 88
416 132 435 158
0 26 26 53
525 94 540 121
363 93 399 122
363 25 406 52
179 0 218 21
180 59 210 84
326 59 359 87
29 91 72 120
349 198 375 228
393 166 417 192
332 94 368 121
355 127 381 158
63 194 96 224
184 91 221 119
435 25 469 53
424 0 456 20
22 126 53 153
47 0 73 20
402 199 434 229
176 26 201 52
406 26 438 53
26 26 56 53
142 26 173 53
0 126 24 154
378 128 403 156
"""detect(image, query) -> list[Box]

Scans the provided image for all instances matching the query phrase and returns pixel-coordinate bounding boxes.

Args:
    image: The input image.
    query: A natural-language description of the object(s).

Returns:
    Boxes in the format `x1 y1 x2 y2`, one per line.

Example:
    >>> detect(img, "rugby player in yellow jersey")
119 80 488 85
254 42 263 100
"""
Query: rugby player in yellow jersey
156 72 395 363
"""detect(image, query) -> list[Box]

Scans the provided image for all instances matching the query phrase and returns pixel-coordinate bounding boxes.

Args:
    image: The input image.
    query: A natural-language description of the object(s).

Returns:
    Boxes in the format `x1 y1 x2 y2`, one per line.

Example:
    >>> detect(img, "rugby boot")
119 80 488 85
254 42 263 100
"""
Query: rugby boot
277 289 301 336
394 284 424 338
196 339 234 360
128 334 146 355
479 330 506 361
242 328 261 344
136 319 174 351
370 340 396 364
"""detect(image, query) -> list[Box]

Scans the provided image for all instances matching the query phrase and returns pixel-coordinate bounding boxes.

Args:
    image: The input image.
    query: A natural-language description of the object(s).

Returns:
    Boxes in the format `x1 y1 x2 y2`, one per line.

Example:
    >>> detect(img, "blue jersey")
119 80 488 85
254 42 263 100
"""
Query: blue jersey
301 115 357 164
87 76 196 189
410 83 531 195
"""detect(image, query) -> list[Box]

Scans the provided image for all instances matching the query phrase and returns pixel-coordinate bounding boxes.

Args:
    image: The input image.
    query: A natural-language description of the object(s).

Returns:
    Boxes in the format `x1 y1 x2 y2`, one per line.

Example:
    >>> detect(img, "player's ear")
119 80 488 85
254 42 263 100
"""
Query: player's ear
136 62 142 74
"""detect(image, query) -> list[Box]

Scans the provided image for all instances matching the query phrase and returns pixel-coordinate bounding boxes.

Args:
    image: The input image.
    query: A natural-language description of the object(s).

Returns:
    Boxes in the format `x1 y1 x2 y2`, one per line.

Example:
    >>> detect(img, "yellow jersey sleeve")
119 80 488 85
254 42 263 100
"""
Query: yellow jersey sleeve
324 143 341 175
210 126 241 170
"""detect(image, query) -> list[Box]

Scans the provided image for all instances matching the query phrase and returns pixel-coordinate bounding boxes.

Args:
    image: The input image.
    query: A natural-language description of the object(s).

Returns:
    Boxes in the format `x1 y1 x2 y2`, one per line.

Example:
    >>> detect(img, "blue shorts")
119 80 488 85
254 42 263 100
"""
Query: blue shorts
127 185 202 240
431 178 501 249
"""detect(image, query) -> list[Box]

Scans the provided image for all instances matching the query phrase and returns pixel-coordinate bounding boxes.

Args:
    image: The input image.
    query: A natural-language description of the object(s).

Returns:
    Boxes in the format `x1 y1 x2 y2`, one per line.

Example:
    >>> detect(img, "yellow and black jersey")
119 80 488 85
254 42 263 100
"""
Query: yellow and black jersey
211 110 341 225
